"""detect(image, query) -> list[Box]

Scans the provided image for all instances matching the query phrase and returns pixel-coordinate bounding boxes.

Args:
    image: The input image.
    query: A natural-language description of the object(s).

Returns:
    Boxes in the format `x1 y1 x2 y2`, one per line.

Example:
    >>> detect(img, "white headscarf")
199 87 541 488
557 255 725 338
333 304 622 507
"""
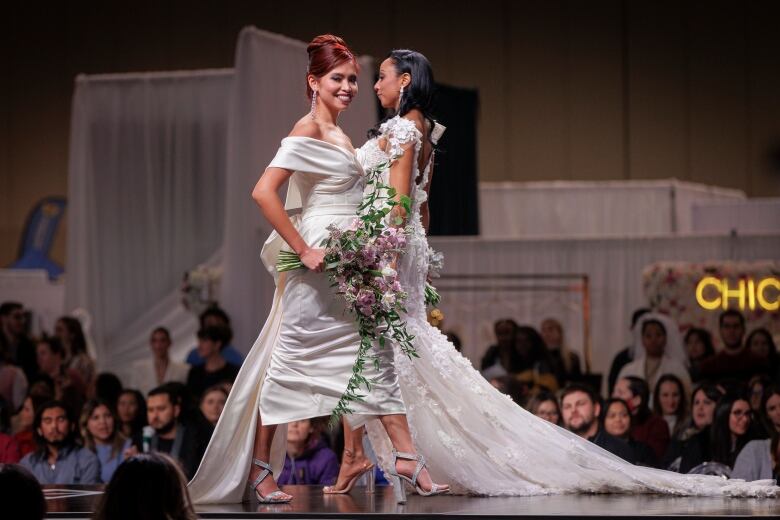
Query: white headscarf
630 312 687 367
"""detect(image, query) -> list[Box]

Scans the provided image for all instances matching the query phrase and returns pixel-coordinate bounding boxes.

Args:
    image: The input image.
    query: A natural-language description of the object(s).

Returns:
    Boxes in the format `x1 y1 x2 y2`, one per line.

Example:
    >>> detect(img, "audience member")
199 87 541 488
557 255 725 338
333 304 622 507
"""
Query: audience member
185 306 244 367
445 331 462 353
12 390 53 457
684 328 715 380
33 337 87 416
663 383 724 472
560 383 635 463
696 310 761 382
745 328 779 380
526 391 562 426
94 372 123 407
199 385 228 426
652 374 689 440
143 385 210 479
0 343 28 410
116 389 147 439
130 327 189 395
601 398 656 467
0 463 46 520
80 399 133 483
93 452 198 520
20 400 99 484
278 417 339 485
748 374 772 416
540 318 582 387
709 394 755 470
607 308 650 395
0 302 37 381
732 384 780 481
613 376 670 461
186 326 240 400
0 397 21 463
54 316 97 388
481 319 524 374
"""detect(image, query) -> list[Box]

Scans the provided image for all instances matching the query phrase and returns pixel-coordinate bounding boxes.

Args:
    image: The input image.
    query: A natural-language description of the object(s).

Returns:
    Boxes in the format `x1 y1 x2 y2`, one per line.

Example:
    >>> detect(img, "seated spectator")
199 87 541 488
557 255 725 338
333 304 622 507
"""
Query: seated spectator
0 463 46 520
601 398 656 467
481 319 523 374
117 389 147 439
526 391 562 426
514 326 558 392
33 337 87 416
94 372 123 407
93 452 198 520
278 417 339 485
745 328 779 380
186 326 240 400
130 327 189 395
540 318 582 387
695 310 761 382
0 397 21 463
199 385 228 426
20 400 99 484
560 383 635 463
709 394 755 470
445 331 462 353
684 328 715 381
664 383 724 472
143 385 210 479
732 384 780 481
0 302 37 382
54 316 96 388
12 387 53 457
748 374 772 417
613 376 670 461
653 374 689 440
0 344 28 411
80 399 133 483
607 308 650 395
185 306 244 367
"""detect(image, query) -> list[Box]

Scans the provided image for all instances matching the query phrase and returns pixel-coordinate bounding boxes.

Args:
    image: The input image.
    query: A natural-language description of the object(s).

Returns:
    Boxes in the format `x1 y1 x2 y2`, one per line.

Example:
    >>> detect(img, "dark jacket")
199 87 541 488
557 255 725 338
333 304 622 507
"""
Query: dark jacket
588 428 637 464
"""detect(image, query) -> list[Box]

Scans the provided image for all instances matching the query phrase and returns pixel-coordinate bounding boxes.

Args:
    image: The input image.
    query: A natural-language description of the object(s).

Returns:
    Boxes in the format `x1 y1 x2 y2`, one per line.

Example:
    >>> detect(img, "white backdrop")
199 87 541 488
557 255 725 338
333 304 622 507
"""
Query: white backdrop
219 28 376 352
430 233 780 380
66 70 233 374
692 198 780 234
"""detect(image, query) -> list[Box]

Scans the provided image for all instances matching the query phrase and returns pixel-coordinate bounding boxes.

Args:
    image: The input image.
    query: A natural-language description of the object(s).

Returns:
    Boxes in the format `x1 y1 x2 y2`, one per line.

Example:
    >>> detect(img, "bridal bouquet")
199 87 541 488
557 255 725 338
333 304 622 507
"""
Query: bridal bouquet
181 265 223 316
277 160 419 423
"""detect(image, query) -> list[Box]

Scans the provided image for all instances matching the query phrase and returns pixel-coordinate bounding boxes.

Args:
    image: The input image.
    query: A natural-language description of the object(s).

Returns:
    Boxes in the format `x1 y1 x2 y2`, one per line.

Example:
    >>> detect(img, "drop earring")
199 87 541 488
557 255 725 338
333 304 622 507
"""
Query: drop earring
397 85 404 112
310 90 318 120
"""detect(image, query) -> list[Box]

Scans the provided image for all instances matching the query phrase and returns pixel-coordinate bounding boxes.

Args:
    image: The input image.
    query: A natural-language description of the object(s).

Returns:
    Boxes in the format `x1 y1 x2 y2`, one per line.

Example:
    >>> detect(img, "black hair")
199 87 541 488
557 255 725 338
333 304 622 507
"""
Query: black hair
630 308 651 329
95 372 124 407
57 316 88 356
652 374 688 437
710 393 753 467
719 309 745 328
760 383 780 434
369 49 437 143
32 400 77 460
0 464 46 520
641 318 666 336
199 305 231 327
622 376 651 421
0 301 23 317
0 396 12 433
118 389 148 437
148 384 181 407
197 325 231 350
151 326 172 341
560 382 599 406
601 398 633 435
684 327 715 358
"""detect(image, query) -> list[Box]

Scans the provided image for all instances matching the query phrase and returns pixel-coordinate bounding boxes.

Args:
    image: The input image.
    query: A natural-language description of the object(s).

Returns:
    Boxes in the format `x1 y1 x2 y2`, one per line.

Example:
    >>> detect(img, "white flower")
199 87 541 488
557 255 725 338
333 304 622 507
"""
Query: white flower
381 266 397 279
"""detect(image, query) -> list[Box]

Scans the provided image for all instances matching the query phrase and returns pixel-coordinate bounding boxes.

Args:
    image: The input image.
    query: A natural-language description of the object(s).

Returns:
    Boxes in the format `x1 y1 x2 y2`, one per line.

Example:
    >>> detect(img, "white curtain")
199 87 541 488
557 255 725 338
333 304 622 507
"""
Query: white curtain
66 70 233 377
220 28 377 352
429 233 780 386
479 179 745 238
692 198 780 234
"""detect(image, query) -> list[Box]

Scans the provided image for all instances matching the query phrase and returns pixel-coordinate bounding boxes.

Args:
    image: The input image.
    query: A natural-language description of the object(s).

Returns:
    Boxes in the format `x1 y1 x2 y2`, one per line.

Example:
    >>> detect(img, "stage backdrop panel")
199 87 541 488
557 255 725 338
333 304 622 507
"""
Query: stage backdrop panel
692 198 780 235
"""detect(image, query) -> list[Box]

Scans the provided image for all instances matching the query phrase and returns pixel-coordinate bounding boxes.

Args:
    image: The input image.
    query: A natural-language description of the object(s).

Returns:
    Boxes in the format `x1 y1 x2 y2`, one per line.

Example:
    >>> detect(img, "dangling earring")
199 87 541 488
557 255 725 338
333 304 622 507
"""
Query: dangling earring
397 85 404 112
310 90 318 120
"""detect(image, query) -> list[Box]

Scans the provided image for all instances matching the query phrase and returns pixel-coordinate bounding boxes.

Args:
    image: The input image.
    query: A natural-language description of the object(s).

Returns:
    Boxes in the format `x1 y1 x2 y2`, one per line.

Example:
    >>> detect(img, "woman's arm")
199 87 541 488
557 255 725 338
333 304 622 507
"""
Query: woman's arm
252 168 324 271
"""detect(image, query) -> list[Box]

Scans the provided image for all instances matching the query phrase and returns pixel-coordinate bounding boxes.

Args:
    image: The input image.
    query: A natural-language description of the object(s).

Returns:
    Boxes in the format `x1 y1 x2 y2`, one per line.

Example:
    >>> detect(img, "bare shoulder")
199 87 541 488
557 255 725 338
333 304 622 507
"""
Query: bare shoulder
289 117 323 139
401 109 426 134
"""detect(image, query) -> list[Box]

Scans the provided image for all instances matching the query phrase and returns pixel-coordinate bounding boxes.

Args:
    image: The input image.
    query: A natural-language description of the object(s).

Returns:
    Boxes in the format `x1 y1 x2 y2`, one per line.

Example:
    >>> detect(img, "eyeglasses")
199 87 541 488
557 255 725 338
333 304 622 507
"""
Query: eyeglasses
731 410 753 419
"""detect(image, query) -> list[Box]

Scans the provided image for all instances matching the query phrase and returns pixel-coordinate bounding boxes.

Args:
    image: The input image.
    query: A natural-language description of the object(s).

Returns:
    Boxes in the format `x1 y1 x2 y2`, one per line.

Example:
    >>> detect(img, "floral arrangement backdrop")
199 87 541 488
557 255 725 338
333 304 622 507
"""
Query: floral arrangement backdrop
642 261 779 349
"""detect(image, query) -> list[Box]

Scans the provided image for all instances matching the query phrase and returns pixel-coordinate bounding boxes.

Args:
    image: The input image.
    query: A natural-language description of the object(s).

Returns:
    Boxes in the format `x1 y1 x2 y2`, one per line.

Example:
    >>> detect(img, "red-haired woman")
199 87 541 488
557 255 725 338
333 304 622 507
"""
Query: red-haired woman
188 35 448 505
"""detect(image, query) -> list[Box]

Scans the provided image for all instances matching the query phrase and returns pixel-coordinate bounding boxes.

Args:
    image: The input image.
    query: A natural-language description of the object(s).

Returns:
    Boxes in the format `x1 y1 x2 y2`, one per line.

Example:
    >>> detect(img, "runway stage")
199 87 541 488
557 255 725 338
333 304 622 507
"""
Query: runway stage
43 485 780 519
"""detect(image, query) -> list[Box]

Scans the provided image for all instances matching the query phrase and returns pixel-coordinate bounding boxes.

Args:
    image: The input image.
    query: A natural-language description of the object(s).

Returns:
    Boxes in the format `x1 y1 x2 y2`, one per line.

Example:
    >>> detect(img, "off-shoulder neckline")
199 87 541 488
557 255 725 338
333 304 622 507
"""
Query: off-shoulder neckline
282 136 358 161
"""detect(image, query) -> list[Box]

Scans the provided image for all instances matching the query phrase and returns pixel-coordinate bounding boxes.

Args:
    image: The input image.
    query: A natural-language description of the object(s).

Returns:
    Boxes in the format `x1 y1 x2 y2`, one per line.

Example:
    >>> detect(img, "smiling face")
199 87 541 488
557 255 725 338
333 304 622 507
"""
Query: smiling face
374 57 408 109
534 399 561 425
658 380 681 415
309 61 358 114
604 401 631 438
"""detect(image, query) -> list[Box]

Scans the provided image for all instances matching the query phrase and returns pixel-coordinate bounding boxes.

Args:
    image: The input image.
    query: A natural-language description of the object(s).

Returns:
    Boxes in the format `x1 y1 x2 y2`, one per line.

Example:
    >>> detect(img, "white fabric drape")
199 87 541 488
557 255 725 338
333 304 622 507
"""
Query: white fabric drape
479 179 745 238
66 71 232 376
429 233 780 387
220 27 376 352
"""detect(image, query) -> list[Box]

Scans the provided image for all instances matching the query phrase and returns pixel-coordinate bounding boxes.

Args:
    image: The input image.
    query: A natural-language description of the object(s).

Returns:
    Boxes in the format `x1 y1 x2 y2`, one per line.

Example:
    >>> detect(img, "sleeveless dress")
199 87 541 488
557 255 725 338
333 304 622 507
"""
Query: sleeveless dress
188 137 404 504
358 116 778 498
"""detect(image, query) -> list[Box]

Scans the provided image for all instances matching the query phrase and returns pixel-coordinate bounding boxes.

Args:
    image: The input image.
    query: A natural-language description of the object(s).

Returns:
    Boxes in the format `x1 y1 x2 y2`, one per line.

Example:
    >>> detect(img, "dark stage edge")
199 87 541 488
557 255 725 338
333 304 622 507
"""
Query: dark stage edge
44 485 780 519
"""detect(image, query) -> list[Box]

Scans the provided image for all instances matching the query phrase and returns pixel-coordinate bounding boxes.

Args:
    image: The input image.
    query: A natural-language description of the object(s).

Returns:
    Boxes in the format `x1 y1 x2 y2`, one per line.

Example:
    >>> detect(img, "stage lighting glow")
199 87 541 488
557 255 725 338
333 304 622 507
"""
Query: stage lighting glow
695 276 780 311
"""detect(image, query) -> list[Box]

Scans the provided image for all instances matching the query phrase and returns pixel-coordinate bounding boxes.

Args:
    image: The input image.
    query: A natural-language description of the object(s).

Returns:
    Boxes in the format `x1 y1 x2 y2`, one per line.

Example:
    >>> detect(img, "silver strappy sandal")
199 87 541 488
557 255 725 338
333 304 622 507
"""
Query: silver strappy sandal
250 458 292 503
387 450 450 504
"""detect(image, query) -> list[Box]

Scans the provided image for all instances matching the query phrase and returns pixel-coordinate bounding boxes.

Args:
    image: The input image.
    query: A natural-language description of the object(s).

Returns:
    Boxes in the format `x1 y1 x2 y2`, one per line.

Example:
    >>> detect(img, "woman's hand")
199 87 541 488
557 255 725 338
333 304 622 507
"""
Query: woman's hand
300 247 326 272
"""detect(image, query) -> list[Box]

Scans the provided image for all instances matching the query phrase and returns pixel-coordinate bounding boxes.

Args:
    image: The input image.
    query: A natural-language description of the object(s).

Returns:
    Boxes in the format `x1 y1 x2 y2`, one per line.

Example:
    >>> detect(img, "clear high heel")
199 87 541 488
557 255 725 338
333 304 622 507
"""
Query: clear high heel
250 458 292 503
388 450 450 504
323 461 375 494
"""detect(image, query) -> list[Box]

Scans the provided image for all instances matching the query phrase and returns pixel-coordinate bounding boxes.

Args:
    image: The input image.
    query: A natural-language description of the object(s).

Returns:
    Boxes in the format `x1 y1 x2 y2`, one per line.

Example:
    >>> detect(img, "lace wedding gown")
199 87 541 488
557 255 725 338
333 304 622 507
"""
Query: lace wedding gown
188 136 405 504
357 115 778 498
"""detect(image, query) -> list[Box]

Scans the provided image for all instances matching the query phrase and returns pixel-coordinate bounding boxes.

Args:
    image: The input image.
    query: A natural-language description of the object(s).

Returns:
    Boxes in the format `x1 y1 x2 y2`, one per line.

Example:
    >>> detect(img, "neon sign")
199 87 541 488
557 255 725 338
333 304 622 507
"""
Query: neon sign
695 277 780 311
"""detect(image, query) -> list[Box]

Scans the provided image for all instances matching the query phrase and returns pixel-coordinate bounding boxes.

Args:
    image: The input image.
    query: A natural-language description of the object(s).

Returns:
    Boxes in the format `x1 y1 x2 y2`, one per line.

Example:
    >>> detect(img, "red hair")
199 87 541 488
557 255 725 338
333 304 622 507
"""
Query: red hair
306 34 359 98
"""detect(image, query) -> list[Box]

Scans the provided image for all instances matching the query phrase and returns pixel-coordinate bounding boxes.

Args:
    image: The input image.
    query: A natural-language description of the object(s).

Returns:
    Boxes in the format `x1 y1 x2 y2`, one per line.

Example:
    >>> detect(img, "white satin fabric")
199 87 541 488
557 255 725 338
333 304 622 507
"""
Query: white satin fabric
189 137 404 503
359 116 778 498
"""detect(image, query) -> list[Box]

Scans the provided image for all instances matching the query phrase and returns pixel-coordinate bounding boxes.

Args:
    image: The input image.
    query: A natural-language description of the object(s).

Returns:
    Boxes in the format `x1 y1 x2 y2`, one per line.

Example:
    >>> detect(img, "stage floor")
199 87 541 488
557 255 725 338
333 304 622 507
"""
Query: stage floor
44 485 780 519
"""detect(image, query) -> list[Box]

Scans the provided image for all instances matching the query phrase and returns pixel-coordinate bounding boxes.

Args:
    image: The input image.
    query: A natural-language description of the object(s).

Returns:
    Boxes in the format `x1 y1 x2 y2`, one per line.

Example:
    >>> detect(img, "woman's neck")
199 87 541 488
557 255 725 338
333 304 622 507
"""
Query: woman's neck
287 441 306 458
204 354 226 372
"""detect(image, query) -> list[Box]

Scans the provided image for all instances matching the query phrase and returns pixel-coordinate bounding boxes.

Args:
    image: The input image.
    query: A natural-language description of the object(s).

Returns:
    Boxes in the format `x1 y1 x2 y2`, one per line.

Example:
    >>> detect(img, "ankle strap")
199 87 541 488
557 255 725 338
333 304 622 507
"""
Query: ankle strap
392 450 426 487
252 458 273 489
393 450 418 461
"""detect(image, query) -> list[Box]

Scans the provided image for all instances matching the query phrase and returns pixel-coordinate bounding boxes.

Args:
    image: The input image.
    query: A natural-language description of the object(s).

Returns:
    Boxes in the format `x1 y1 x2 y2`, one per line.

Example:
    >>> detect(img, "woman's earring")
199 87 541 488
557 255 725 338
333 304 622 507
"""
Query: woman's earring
310 90 318 120
397 85 404 111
